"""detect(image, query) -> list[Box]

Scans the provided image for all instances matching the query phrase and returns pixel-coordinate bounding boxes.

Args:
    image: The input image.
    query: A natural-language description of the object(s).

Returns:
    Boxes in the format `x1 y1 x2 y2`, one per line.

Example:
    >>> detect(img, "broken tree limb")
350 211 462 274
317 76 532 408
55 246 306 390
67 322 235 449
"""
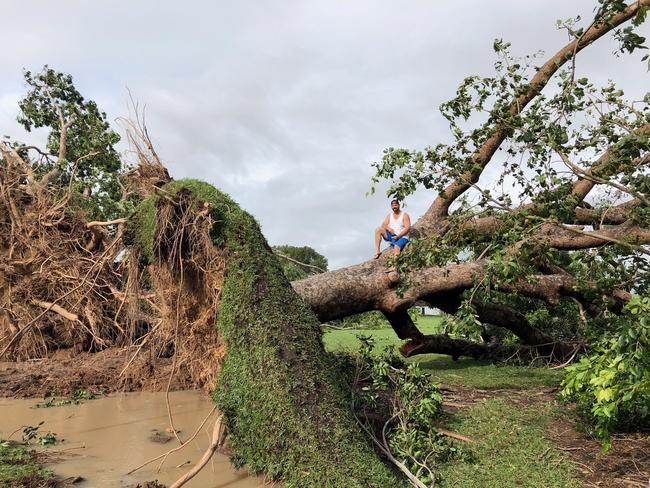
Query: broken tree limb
169 415 226 488
31 300 79 322
86 218 128 228
470 300 576 360
274 250 327 273
383 309 425 341
399 333 579 362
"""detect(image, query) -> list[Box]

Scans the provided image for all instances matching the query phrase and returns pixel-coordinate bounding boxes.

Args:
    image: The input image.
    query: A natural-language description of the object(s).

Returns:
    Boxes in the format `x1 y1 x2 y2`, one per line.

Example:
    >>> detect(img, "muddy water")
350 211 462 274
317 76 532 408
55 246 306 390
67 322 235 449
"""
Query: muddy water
0 391 260 487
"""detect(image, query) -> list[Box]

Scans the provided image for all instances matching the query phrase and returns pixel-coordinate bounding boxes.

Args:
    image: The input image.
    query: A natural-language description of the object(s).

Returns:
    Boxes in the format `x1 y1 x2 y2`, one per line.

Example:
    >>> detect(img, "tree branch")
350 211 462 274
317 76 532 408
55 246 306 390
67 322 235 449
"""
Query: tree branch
274 250 327 274
566 123 650 203
86 218 128 228
416 0 650 234
557 148 649 204
539 221 650 254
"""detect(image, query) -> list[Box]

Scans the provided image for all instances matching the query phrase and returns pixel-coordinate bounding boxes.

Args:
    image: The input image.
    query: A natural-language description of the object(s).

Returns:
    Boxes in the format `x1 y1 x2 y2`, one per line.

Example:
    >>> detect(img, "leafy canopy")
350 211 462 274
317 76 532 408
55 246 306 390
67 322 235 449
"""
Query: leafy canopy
17 66 125 220
371 1 649 444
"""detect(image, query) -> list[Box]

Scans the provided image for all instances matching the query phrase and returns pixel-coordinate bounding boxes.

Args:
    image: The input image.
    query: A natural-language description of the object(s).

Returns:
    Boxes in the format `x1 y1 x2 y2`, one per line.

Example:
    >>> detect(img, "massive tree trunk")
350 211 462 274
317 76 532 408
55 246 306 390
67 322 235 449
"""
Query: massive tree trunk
291 259 584 361
128 180 404 488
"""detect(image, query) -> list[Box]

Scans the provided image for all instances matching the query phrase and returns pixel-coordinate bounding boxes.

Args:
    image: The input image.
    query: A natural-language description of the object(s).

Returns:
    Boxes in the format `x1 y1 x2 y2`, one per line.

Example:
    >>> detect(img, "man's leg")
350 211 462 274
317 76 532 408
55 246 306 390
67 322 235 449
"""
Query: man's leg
374 226 389 258
393 237 408 256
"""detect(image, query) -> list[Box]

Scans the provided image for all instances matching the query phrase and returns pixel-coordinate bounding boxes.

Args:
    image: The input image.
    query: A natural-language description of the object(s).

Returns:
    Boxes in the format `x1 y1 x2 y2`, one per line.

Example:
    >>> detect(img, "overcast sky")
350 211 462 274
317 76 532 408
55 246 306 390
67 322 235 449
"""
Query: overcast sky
1 1 648 269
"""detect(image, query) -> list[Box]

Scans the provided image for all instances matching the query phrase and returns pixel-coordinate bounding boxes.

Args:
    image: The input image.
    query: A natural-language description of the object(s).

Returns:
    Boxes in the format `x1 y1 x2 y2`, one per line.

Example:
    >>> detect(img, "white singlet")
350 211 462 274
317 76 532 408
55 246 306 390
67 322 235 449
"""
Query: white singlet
389 212 407 238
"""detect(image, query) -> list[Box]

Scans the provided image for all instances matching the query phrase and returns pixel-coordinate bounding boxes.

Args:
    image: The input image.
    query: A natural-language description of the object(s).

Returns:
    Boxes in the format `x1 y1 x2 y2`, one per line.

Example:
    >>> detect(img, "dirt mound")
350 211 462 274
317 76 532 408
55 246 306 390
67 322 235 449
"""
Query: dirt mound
0 348 197 398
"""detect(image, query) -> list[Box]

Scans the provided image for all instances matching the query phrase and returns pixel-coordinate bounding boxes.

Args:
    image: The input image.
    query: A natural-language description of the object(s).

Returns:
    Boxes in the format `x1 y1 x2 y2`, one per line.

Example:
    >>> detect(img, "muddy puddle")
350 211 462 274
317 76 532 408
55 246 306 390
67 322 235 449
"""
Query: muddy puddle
0 390 260 487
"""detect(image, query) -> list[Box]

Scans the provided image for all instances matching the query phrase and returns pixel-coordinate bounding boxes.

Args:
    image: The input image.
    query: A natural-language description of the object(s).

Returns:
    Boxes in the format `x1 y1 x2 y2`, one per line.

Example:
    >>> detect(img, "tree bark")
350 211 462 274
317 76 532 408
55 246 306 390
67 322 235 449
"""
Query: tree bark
293 262 587 361
293 258 586 321
470 301 576 360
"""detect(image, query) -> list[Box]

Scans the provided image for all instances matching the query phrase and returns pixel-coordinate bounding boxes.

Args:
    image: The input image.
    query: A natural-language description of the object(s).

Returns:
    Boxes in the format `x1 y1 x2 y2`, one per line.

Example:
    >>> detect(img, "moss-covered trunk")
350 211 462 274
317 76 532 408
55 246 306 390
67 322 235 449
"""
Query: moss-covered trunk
130 179 403 487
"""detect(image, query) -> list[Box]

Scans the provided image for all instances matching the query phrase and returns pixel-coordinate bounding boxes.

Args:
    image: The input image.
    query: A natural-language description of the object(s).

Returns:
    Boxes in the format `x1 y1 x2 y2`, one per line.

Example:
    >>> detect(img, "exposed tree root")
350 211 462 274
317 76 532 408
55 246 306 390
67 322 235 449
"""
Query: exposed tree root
169 414 226 488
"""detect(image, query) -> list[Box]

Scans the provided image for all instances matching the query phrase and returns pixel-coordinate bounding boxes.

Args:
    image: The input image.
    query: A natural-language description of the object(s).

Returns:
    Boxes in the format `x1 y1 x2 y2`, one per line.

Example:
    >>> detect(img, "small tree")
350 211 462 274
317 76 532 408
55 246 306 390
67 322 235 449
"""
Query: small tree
16 66 125 220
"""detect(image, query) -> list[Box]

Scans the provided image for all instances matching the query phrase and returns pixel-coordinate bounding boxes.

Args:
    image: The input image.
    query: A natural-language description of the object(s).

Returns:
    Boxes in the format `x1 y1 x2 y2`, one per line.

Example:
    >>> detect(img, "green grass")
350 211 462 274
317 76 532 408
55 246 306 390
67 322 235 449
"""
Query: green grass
417 356 564 389
436 399 580 488
325 324 581 487
0 443 55 488
323 318 564 389
323 316 442 353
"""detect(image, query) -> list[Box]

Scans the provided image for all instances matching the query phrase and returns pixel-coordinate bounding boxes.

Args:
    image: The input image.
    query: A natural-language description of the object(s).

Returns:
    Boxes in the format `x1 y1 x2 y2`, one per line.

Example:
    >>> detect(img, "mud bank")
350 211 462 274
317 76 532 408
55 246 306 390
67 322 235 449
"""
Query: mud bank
0 349 197 398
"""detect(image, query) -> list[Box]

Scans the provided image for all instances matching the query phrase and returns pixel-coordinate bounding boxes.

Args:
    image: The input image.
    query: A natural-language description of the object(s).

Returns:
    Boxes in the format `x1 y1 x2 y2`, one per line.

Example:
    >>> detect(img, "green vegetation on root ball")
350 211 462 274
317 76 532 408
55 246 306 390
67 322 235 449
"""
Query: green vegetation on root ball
0 442 55 488
130 179 404 487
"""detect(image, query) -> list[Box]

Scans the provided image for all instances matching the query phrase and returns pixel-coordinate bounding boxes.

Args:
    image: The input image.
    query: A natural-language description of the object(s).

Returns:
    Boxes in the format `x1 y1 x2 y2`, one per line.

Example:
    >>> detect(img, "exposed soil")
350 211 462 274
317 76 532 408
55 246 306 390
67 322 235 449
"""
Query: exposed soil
548 410 650 488
0 348 197 398
443 384 650 488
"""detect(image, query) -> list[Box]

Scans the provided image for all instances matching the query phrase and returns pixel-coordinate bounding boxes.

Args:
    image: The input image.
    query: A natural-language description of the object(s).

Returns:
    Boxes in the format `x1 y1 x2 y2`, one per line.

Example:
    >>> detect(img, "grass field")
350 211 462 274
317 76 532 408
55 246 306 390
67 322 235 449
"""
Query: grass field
323 316 564 389
436 399 580 488
324 319 579 487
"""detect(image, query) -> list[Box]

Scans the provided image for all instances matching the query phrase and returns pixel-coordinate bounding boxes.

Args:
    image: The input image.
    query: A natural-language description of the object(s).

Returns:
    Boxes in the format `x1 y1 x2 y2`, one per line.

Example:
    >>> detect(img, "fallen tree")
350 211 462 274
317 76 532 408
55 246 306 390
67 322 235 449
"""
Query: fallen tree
1 1 649 485
293 0 650 361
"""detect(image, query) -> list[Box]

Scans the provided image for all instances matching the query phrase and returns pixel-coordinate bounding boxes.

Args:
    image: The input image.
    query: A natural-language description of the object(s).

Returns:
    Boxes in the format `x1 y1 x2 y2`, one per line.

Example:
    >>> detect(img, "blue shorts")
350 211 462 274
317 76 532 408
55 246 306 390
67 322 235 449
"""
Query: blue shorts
383 231 409 250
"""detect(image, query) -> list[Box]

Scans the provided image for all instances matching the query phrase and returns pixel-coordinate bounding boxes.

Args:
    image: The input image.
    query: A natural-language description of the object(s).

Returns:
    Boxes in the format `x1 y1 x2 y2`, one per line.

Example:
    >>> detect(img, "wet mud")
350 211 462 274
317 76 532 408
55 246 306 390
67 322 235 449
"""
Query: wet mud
0 390 259 487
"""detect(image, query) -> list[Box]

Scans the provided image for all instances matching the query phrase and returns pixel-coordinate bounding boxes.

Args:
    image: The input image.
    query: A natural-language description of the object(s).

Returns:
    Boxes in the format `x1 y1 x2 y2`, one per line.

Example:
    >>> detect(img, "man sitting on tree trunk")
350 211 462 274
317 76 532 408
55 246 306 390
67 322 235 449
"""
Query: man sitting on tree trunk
374 199 411 259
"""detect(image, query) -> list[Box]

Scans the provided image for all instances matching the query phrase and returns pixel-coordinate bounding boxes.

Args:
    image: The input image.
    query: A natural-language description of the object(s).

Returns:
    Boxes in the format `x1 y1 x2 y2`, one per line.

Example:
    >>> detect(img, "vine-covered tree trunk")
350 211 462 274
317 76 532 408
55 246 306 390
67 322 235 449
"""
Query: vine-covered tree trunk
129 179 404 488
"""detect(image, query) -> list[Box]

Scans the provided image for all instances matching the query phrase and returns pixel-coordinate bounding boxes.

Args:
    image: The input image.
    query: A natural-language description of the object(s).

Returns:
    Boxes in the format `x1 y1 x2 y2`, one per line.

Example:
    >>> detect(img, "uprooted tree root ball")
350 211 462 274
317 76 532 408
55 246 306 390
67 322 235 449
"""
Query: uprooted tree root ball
0 144 128 361
126 185 228 390
128 179 405 487
1 136 404 486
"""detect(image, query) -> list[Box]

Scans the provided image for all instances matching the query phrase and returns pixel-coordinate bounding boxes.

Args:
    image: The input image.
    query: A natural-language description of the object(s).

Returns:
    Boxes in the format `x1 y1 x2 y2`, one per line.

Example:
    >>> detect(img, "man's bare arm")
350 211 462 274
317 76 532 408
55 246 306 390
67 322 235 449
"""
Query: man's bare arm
382 214 395 234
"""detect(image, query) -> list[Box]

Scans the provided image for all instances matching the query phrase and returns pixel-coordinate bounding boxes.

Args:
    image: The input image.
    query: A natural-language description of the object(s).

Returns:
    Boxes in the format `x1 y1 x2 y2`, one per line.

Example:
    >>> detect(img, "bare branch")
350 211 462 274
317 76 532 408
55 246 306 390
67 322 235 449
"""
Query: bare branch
0 143 35 182
568 123 650 203
274 250 326 274
86 218 128 228
557 150 649 204
543 222 650 255
573 199 639 225
169 415 226 488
